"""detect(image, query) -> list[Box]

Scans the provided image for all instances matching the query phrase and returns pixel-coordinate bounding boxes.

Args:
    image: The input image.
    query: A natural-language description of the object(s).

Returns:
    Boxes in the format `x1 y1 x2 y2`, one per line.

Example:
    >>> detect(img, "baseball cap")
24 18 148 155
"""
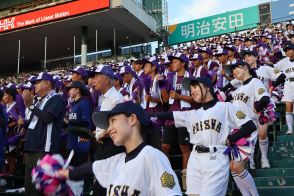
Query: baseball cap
230 60 250 71
181 76 215 97
3 84 17 97
143 56 159 70
198 47 213 55
114 73 123 84
30 72 54 84
160 57 171 66
128 57 137 62
21 82 34 90
190 53 203 61
244 37 252 42
90 64 115 79
70 66 88 79
213 48 228 56
119 66 134 75
65 81 89 96
92 101 148 130
134 59 145 65
241 48 258 58
224 45 237 52
5 83 16 90
283 41 294 51
168 52 189 65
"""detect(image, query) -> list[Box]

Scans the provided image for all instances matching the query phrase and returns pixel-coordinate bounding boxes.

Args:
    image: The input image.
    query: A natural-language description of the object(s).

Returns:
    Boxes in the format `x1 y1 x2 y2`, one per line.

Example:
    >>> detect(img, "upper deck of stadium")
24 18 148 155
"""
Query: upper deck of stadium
0 0 165 72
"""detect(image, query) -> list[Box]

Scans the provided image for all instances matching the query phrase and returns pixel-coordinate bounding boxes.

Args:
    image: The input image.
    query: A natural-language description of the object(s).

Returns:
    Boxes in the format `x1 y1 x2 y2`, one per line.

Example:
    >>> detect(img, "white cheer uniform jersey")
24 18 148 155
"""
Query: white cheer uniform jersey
173 101 251 196
275 57 294 79
92 145 182 196
255 65 283 89
231 78 269 124
173 101 250 146
274 57 294 102
230 65 283 90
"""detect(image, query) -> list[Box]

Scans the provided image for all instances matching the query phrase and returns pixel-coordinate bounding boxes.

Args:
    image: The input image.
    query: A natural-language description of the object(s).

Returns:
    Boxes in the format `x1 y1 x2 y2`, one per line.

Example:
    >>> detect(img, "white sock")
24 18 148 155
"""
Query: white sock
286 112 293 131
259 137 269 159
239 170 259 196
232 172 251 196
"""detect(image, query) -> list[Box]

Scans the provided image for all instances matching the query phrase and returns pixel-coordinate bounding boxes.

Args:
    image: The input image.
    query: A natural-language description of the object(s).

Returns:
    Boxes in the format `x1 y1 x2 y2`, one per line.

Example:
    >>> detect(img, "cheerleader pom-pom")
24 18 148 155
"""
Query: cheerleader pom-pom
224 129 252 161
31 154 72 196
255 102 278 125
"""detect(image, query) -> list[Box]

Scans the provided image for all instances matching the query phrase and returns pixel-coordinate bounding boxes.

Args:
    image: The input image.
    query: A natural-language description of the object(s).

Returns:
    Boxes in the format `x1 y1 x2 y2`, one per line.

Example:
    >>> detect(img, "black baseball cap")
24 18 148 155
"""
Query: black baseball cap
182 76 215 97
92 101 148 130
230 60 250 71
241 49 258 58
65 81 89 96
284 41 294 51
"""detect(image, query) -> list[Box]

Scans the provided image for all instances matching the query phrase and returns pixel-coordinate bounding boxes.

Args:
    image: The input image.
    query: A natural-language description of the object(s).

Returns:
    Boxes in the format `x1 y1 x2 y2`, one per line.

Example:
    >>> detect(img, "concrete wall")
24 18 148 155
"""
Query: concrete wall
111 0 158 33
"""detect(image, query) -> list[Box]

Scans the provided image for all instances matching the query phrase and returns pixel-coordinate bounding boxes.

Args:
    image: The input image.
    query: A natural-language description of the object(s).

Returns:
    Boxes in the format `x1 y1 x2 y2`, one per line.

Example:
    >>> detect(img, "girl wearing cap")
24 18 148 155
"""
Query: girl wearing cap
65 81 92 167
64 81 93 195
226 49 286 169
244 50 286 168
228 60 272 196
149 76 257 196
274 42 294 135
57 101 182 196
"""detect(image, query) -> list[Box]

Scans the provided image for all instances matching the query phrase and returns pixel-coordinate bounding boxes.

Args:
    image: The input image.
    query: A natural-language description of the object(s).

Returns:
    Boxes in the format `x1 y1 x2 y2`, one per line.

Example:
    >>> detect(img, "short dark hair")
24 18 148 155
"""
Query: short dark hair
50 81 56 90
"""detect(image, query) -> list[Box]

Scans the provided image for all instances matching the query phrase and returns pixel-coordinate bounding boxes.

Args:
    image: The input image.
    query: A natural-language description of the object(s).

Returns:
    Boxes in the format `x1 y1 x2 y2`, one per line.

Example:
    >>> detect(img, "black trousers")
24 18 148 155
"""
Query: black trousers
24 152 46 196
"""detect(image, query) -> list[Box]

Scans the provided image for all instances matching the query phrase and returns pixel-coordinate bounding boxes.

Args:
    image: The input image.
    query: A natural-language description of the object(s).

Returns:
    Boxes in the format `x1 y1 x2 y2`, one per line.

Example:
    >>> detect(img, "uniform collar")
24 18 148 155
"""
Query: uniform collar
243 77 253 85
72 97 82 104
125 142 146 163
201 99 217 110
103 87 115 98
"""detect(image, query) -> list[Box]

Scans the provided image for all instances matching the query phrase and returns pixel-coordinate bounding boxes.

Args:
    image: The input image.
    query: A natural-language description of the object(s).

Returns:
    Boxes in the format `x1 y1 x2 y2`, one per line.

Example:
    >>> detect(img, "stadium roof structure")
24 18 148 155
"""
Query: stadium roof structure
0 0 160 73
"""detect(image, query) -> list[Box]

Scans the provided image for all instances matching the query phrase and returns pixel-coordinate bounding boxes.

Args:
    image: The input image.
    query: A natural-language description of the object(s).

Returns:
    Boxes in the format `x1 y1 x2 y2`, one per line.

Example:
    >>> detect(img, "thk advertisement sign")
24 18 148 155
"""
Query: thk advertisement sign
0 0 110 33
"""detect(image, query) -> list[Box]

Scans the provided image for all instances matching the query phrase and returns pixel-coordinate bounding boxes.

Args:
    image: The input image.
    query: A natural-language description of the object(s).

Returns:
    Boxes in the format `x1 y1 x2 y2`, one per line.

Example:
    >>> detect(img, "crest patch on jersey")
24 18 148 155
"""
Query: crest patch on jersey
274 68 280 74
160 171 175 189
236 111 246 119
258 88 265 95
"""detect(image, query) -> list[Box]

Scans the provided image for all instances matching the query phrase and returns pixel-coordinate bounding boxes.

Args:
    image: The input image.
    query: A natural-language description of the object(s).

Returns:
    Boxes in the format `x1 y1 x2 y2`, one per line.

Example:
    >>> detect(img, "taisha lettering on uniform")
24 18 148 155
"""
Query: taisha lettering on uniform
108 184 140 196
233 93 250 104
192 119 222 134
285 67 294 73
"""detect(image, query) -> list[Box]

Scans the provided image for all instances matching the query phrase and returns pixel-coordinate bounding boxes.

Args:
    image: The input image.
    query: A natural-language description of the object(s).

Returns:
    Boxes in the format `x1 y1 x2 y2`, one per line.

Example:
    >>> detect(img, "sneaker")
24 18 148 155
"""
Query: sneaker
261 158 271 169
286 130 293 135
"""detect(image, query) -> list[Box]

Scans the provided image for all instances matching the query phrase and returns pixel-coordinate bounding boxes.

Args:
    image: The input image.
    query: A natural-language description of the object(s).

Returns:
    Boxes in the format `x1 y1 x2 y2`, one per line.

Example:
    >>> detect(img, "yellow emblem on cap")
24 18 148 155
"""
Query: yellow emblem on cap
258 88 265 95
236 111 246 119
274 68 280 74
160 171 175 189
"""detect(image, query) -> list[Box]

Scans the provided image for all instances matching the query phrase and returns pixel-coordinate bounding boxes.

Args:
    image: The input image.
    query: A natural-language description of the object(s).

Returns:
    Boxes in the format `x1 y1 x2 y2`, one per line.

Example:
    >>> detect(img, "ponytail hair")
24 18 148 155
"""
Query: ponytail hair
249 68 258 78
